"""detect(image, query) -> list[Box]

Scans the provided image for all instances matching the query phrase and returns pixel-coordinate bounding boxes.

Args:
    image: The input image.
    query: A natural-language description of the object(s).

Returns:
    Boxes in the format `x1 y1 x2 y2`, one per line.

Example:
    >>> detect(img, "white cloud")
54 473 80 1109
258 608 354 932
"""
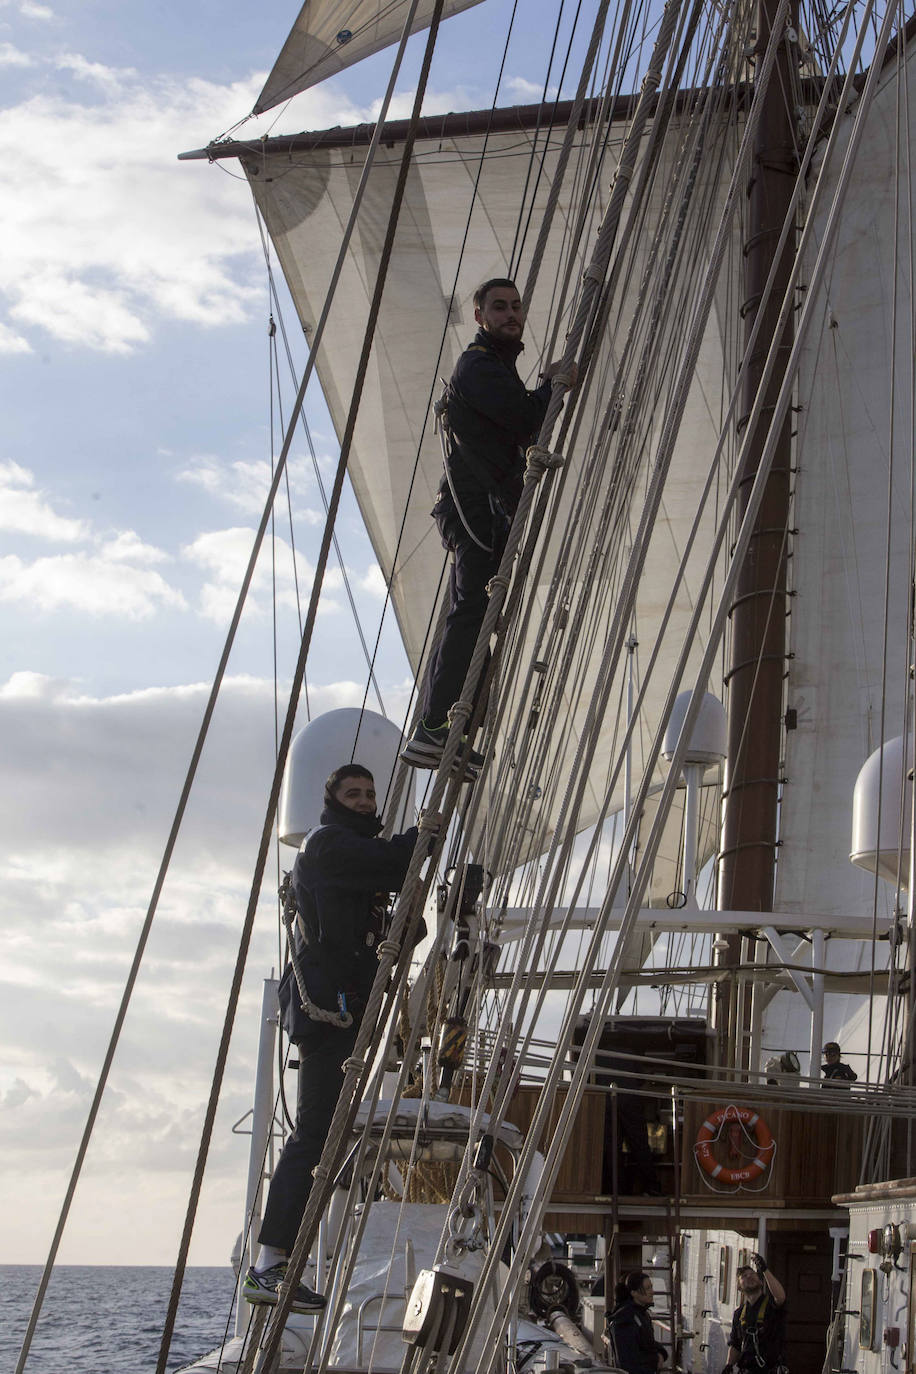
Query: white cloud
0 320 31 352
19 0 53 17
357 562 388 598
0 667 413 1260
0 58 489 355
0 61 376 355
0 41 32 66
0 460 87 540
11 270 151 352
0 550 186 617
57 51 137 88
0 463 186 616
98 530 168 564
183 524 342 622
505 75 558 100
176 454 325 523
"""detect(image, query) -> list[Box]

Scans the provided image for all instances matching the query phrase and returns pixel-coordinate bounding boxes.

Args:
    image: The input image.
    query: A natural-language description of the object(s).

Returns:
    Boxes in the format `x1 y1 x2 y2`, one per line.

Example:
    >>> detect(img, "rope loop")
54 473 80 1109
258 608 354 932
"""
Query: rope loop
418 808 441 834
486 573 511 596
342 1055 367 1074
525 444 565 478
376 938 401 960
447 701 473 725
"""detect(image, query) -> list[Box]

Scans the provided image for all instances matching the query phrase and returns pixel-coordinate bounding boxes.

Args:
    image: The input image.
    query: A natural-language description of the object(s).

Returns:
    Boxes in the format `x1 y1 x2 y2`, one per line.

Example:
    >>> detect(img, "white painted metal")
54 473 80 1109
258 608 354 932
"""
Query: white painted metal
809 928 826 1080
278 707 415 846
236 977 280 1337
496 906 893 940
851 734 912 884
663 690 727 765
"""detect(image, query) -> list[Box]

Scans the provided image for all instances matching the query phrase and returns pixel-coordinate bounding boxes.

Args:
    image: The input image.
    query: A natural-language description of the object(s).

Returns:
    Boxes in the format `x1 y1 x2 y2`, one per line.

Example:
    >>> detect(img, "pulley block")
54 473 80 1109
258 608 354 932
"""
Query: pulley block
402 1264 474 1354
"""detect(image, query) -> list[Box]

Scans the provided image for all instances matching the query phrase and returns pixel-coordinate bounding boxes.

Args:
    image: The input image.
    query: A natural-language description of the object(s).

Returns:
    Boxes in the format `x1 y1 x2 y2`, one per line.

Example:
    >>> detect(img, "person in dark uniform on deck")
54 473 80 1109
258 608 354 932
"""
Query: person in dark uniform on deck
821 1041 857 1085
606 1271 668 1374
401 278 576 772
725 1256 787 1374
243 764 419 1313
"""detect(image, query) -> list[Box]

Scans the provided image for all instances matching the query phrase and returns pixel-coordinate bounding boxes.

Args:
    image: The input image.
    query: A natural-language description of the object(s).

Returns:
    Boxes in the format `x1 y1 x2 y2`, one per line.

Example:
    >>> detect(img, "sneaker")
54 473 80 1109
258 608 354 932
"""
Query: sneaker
400 721 483 776
243 1262 326 1314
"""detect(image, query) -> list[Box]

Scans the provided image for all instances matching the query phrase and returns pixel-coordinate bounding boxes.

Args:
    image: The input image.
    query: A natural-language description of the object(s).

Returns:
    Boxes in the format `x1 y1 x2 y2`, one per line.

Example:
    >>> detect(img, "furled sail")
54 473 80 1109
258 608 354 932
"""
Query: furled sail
254 0 485 114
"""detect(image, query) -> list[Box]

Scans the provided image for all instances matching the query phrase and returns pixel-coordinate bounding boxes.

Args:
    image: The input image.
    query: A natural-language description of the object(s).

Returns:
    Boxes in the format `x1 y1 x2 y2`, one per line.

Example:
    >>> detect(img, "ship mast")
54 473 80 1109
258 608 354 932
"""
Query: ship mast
717 0 799 1069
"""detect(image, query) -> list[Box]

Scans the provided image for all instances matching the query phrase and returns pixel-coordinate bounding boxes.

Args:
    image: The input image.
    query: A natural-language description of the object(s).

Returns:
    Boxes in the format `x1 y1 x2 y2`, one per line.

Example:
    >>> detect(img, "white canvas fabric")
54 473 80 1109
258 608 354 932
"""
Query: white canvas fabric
255 0 484 113
327 1202 498 1370
243 106 742 865
777 44 916 920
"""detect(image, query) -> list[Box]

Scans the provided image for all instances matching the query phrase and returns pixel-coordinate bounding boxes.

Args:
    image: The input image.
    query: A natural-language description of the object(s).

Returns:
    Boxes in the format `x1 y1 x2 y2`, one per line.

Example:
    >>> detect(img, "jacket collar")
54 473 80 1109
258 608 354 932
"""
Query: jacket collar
320 796 384 838
473 326 525 363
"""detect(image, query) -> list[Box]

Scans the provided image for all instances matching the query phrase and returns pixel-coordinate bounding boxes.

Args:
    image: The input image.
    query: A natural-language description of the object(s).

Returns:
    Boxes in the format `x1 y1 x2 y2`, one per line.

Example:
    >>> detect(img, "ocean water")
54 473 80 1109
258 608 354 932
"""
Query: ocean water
2 1265 239 1374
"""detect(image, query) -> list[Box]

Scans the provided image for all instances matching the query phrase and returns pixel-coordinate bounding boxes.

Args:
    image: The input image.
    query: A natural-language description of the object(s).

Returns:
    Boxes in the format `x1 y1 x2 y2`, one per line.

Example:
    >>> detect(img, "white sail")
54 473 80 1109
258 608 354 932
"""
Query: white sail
255 0 485 114
776 41 916 921
242 105 742 859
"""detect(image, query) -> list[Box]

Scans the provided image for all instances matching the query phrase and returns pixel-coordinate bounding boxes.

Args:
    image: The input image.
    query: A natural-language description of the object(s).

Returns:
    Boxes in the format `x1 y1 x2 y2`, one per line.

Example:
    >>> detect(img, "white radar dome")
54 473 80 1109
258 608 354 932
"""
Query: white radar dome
851 734 912 884
278 707 416 847
662 690 727 766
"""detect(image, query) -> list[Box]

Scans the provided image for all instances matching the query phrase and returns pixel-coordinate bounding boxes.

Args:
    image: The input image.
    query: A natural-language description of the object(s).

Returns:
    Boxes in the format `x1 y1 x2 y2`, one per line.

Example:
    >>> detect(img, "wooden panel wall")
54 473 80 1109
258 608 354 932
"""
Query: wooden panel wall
681 1099 863 1204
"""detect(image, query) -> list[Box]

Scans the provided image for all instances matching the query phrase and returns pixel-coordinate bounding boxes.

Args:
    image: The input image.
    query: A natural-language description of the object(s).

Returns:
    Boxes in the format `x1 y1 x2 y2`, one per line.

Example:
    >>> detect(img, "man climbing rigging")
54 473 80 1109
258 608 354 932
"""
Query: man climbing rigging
401 277 577 773
243 764 419 1314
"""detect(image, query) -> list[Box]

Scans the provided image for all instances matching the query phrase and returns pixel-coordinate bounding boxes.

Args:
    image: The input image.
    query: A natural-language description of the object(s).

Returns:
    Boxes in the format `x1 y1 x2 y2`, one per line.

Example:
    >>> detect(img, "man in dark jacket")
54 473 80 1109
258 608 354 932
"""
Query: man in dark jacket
243 764 418 1314
606 1271 668 1374
821 1041 857 1085
726 1255 787 1374
401 277 576 771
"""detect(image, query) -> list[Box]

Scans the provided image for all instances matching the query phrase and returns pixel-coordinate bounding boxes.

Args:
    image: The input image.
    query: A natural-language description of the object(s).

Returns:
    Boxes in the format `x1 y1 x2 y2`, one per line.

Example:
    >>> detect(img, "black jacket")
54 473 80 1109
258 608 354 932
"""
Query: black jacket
607 1299 667 1374
822 1061 857 1084
441 328 552 517
291 801 418 1027
729 1293 787 1370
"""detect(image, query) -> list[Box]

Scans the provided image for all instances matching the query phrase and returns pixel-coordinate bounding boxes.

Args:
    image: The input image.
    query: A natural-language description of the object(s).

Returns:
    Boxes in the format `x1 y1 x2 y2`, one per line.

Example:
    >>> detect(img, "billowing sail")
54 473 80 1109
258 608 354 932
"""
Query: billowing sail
240 99 742 864
255 0 485 114
776 42 916 922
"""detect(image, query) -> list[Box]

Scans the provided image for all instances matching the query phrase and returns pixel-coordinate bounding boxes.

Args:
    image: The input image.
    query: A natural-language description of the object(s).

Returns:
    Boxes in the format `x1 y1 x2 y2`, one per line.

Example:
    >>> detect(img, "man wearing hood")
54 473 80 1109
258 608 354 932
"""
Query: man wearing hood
402 278 576 772
243 764 419 1314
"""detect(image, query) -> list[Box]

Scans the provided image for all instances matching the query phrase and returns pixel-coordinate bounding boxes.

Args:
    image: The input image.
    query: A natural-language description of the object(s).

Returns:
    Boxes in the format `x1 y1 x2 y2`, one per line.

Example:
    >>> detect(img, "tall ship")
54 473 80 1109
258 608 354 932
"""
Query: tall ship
15 1 916 1372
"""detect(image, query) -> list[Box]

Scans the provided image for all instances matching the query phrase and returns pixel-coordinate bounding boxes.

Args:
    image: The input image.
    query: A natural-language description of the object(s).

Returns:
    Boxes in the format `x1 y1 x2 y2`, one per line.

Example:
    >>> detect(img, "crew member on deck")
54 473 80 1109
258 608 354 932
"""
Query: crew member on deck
821 1041 857 1085
606 1271 668 1374
725 1255 787 1374
243 764 418 1314
401 278 577 773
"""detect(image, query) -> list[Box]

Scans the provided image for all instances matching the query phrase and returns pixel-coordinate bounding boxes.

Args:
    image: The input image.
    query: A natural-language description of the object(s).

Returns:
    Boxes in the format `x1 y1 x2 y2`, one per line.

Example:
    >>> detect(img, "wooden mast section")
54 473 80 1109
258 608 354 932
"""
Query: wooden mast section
718 0 800 1068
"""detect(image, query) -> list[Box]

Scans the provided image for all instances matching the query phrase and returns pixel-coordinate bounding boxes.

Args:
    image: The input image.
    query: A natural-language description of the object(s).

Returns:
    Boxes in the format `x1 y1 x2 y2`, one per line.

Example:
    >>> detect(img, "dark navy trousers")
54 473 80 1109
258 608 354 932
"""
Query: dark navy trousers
258 1020 358 1254
422 492 508 729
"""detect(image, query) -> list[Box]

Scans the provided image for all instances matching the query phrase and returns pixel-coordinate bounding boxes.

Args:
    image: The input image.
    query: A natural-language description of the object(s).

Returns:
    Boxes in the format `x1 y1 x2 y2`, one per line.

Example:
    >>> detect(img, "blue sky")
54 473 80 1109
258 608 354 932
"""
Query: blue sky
0 0 592 1272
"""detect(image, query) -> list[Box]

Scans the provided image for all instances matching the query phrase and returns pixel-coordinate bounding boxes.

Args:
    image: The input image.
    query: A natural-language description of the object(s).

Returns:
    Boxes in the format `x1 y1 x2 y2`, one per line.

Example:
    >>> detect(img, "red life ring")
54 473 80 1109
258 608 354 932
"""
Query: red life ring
694 1105 775 1185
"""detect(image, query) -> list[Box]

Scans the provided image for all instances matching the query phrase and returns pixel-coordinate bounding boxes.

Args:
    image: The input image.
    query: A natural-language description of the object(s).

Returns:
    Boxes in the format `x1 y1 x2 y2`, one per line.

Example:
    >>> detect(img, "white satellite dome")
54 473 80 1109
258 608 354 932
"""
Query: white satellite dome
662 690 727 766
278 707 416 847
851 734 912 884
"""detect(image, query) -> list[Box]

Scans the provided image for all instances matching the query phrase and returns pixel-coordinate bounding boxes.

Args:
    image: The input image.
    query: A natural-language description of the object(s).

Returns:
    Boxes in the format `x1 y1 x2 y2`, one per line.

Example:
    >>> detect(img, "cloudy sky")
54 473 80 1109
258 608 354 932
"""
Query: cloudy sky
0 0 588 1276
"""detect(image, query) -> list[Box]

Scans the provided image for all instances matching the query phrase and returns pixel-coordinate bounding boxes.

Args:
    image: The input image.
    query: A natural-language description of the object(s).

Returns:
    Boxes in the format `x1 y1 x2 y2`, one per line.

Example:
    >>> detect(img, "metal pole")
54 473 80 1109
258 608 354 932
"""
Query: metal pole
809 930 825 1085
682 763 703 907
625 634 639 877
236 977 280 1336
718 0 799 1069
